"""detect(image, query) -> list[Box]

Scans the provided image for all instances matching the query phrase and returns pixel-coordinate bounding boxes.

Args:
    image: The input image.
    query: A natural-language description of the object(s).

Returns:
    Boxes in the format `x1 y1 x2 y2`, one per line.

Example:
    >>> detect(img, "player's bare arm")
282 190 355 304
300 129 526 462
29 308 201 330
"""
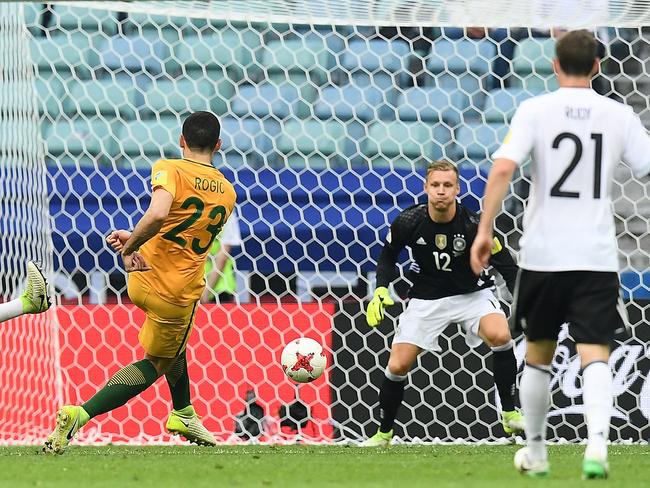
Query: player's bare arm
122 188 174 256
470 158 517 275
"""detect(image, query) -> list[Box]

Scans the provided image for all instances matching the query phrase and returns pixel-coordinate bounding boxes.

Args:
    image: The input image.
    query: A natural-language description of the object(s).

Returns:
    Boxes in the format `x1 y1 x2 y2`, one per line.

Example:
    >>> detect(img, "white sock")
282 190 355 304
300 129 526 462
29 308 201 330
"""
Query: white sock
520 363 552 461
582 361 611 461
0 298 24 322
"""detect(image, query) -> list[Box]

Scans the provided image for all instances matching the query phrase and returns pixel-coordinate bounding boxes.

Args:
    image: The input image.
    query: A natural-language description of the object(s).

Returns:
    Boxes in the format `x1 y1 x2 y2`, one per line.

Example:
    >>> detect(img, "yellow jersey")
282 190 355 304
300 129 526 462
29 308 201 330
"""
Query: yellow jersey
132 158 237 305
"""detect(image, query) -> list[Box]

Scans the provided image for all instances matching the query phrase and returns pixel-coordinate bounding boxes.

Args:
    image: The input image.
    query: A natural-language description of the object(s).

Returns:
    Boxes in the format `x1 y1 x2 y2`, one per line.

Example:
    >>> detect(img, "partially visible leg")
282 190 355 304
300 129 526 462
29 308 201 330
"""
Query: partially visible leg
380 343 420 433
577 343 611 478
569 271 622 479
0 261 50 322
479 313 518 413
44 354 170 454
83 354 171 418
165 350 191 411
163 349 217 446
361 342 420 446
520 340 557 463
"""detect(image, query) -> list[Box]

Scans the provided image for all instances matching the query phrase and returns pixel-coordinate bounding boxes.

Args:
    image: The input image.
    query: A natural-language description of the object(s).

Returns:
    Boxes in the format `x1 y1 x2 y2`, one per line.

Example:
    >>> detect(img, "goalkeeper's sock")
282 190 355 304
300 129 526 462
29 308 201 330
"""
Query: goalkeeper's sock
582 361 611 460
82 359 159 418
520 363 552 461
491 341 517 411
165 351 191 411
0 299 24 322
378 369 407 434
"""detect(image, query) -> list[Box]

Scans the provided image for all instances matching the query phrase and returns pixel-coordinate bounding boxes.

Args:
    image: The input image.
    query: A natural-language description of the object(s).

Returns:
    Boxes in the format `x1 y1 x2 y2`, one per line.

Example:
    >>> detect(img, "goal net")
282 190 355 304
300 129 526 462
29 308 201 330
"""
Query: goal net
1 0 649 444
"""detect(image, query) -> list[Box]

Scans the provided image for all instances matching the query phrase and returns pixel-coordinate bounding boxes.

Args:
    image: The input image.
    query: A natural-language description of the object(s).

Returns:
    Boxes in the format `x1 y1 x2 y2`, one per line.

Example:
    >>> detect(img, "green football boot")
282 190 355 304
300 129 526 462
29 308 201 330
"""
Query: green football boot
502 409 525 435
166 406 216 446
43 405 88 455
21 261 51 314
359 429 393 447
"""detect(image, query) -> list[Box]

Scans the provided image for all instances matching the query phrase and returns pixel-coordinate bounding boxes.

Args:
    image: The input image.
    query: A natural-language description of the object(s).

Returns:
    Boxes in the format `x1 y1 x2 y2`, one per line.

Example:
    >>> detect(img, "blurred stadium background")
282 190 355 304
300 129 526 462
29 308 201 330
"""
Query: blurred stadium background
0 0 649 446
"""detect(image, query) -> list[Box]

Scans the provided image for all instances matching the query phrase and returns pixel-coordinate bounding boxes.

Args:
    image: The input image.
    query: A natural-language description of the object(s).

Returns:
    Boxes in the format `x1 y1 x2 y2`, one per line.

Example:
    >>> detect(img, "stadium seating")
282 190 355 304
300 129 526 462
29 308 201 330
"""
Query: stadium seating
95 35 168 79
65 78 140 119
44 118 120 164
512 37 559 92
426 38 496 109
455 122 509 167
172 32 252 83
364 120 453 168
117 118 182 166
51 4 119 35
396 87 468 126
262 38 334 88
481 88 534 123
314 83 392 121
218 116 275 168
33 77 66 121
30 33 95 78
340 39 410 89
143 77 231 117
276 119 348 168
230 83 310 119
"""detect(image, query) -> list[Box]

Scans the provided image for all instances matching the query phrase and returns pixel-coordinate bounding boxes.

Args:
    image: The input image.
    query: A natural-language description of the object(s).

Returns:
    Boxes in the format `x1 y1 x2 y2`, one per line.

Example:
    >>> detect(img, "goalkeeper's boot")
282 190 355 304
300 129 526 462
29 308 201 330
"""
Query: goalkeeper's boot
20 261 51 314
514 447 550 478
582 444 609 480
359 429 393 447
502 409 525 435
43 405 88 455
166 405 217 446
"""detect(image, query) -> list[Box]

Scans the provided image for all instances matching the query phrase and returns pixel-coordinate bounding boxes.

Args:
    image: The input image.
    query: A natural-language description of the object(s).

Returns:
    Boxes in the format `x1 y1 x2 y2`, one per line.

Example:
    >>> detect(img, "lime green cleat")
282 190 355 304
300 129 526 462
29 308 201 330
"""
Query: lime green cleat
166 406 216 446
43 405 88 455
582 459 609 480
502 409 525 435
20 261 51 314
359 429 393 447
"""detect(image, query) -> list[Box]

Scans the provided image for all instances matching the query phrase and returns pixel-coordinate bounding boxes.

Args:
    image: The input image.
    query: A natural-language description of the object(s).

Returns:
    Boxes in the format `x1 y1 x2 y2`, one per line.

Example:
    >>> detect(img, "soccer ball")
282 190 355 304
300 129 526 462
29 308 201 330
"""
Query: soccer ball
281 337 327 383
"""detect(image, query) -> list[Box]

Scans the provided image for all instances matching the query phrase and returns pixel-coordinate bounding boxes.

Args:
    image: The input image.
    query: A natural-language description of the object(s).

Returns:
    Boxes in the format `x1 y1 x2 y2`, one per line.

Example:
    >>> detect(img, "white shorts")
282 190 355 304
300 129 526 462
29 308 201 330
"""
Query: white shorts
394 289 505 352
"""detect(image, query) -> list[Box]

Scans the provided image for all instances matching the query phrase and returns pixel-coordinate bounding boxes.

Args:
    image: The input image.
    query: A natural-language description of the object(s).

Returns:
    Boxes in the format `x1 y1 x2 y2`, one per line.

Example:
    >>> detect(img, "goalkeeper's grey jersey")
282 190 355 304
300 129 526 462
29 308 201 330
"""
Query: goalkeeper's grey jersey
493 87 650 272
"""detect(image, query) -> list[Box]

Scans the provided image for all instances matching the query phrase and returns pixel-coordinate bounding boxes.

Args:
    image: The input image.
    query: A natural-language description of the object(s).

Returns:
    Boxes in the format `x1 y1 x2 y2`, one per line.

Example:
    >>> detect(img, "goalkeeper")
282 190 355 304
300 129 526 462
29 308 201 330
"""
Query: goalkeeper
362 160 523 446
44 112 236 453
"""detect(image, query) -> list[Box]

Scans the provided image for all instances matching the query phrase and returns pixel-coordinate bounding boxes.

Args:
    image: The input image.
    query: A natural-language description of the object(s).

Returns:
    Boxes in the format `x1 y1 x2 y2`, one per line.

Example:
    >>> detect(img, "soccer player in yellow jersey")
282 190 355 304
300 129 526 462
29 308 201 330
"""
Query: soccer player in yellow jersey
44 112 236 453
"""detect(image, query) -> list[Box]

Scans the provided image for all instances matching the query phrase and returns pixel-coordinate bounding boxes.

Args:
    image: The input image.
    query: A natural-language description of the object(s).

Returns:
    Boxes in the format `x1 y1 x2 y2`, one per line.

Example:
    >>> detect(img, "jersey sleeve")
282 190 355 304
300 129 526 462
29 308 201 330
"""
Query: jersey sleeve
150 160 177 198
375 213 411 288
487 235 518 294
492 100 535 165
622 109 650 178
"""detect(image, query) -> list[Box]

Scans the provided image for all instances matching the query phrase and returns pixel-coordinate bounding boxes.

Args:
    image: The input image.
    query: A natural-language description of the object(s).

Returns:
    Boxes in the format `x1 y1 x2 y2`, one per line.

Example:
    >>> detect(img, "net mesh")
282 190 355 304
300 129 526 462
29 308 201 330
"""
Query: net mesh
0 2 59 444
0 0 648 444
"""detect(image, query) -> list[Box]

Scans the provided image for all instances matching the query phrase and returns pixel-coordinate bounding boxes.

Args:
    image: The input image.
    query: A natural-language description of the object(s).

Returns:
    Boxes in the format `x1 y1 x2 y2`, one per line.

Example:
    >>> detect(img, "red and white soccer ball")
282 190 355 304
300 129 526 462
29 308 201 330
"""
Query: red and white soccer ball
281 337 327 383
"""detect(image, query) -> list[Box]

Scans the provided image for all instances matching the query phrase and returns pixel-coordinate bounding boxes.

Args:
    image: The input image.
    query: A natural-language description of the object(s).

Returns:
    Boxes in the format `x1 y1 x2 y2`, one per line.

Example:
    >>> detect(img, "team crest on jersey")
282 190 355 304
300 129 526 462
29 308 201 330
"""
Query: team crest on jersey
152 170 168 186
435 234 447 250
453 234 466 255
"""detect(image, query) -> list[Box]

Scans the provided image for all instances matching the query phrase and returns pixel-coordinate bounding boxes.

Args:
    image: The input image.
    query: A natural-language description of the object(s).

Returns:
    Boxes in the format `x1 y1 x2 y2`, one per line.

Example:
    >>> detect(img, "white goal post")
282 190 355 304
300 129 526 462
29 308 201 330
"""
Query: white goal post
0 0 648 444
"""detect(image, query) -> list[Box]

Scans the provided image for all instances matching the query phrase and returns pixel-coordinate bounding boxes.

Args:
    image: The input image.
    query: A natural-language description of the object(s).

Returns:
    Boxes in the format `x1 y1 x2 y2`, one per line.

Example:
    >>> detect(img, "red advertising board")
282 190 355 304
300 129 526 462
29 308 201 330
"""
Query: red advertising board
54 303 335 443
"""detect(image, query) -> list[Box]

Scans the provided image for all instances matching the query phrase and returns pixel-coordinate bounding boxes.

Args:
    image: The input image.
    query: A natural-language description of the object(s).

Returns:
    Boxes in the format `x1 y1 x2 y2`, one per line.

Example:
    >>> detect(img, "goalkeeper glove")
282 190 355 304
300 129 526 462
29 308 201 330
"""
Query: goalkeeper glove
366 287 395 327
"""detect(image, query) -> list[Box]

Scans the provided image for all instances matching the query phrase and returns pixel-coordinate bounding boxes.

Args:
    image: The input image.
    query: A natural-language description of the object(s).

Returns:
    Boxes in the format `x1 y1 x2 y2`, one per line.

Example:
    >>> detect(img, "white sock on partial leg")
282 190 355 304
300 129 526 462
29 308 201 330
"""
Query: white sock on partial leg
520 363 552 461
0 299 24 322
582 360 612 461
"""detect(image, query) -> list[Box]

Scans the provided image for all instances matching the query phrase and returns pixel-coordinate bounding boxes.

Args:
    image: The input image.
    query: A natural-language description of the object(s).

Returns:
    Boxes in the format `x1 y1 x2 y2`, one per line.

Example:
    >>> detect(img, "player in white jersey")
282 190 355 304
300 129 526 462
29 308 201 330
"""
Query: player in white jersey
470 30 650 480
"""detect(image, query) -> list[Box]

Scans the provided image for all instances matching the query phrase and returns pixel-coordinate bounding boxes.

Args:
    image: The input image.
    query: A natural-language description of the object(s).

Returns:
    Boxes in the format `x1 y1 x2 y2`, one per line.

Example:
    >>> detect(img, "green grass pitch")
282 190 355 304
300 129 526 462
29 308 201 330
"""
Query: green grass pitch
1 445 648 487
